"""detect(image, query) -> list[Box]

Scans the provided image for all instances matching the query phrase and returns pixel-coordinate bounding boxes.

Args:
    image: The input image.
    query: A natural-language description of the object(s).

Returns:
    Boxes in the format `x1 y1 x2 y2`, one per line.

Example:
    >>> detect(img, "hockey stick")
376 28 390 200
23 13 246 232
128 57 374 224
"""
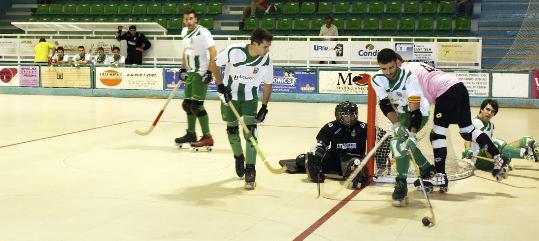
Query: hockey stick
134 75 182 136
322 130 392 198
408 148 436 227
219 94 287 174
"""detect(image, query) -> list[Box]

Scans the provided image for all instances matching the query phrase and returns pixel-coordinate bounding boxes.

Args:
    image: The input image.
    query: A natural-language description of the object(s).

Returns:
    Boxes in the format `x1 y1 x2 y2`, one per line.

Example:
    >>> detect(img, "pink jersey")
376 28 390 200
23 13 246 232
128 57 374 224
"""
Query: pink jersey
401 62 460 105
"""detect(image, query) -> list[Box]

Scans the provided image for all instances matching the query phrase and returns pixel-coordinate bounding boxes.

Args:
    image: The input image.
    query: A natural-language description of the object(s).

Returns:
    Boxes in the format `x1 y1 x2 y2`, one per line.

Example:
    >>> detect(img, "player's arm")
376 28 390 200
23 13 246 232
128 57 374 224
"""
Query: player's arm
207 46 222 83
404 72 422 133
140 34 151 51
372 75 398 125
261 63 273 106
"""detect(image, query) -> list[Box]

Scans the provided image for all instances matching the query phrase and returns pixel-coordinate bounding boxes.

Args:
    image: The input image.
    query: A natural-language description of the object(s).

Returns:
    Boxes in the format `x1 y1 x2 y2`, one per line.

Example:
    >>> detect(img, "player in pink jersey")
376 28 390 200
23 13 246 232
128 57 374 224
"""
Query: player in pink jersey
393 51 509 188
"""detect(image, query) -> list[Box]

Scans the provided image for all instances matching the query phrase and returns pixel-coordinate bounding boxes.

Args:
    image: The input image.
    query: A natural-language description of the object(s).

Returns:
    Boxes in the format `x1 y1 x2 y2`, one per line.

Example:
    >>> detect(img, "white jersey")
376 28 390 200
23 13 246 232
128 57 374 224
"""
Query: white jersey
93 54 107 64
470 116 495 153
51 54 69 63
72 53 92 63
181 25 215 76
215 43 273 101
371 68 430 116
104 55 125 65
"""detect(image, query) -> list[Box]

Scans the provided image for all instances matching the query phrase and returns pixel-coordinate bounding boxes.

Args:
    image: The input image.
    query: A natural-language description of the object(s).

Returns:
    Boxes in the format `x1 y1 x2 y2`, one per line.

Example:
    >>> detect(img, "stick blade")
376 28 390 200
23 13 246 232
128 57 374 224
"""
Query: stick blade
134 128 152 136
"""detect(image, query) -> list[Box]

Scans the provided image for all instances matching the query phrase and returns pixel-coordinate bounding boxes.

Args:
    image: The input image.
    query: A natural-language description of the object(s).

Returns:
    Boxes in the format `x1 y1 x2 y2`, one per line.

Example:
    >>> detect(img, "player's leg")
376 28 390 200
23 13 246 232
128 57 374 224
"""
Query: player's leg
175 76 197 146
508 136 537 161
221 101 245 178
453 83 506 179
390 135 410 205
240 100 258 190
189 73 213 149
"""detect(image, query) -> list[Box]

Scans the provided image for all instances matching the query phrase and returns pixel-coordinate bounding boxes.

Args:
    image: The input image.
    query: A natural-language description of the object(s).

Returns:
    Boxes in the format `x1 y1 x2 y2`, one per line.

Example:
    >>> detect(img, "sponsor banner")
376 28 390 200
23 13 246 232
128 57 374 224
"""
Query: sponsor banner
454 72 489 97
163 68 218 91
492 73 529 98
270 69 317 93
0 39 18 55
0 66 20 86
41 66 91 88
350 42 394 61
309 41 349 60
19 66 40 87
96 67 163 90
532 70 539 99
319 70 374 94
413 43 435 61
437 43 479 62
395 42 414 60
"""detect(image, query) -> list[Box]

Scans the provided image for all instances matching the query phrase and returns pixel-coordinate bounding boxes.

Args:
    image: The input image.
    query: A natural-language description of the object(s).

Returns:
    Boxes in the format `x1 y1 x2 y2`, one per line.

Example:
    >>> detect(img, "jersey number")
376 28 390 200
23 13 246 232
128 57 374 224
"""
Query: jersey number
420 63 436 72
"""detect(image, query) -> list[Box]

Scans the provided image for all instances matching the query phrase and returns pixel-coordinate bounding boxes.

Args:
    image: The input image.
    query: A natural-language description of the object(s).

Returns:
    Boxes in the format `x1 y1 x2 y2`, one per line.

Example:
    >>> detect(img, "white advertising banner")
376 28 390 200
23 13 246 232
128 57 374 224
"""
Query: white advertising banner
95 67 163 90
0 66 20 86
454 72 489 97
413 43 436 61
350 42 394 61
492 73 529 98
319 70 375 95
309 41 349 61
0 39 18 55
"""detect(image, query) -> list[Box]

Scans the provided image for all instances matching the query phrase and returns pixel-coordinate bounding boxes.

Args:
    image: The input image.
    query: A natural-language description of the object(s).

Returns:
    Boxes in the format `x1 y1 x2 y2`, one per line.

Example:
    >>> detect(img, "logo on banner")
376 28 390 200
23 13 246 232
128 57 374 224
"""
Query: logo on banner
300 84 315 92
338 73 371 86
0 68 18 83
100 69 122 86
56 71 63 80
314 43 344 57
358 44 379 57
273 70 296 86
335 44 343 56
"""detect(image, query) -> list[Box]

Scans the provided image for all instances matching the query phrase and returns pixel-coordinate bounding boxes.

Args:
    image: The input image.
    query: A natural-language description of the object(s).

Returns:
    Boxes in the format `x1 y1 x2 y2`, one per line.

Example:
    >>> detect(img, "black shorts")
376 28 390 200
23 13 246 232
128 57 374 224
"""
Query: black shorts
321 150 361 176
433 82 472 128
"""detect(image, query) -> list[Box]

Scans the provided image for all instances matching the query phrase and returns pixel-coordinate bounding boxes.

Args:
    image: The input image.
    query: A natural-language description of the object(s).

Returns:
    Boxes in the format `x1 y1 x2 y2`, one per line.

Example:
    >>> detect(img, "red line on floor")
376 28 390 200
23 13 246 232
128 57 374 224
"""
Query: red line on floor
293 187 365 241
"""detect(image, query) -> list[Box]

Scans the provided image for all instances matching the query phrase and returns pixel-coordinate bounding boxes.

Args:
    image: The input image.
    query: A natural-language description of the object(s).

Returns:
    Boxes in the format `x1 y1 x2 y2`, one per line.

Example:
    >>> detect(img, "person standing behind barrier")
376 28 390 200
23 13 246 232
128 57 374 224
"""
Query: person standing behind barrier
34 38 55 64
115 25 151 65
104 46 125 66
174 9 222 151
51 46 69 64
214 28 274 190
71 46 92 65
319 16 338 64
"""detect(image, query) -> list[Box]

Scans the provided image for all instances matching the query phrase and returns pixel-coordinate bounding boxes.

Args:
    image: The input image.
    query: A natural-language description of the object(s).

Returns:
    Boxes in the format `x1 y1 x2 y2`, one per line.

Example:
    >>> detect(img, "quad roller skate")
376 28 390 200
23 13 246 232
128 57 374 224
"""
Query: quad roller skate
244 164 256 190
235 154 245 178
392 177 408 207
414 172 448 193
190 134 214 152
492 154 510 182
174 131 196 148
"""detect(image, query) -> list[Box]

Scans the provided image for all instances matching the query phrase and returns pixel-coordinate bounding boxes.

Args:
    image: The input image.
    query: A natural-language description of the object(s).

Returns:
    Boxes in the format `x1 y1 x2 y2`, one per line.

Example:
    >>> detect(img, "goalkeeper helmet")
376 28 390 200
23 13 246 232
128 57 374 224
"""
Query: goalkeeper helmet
335 101 358 126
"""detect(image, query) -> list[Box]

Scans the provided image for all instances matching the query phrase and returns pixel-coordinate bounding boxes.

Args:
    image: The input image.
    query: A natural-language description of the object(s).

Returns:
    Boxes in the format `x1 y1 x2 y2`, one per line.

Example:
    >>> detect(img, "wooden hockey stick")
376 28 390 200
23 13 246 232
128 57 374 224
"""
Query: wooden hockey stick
322 130 392 198
408 149 436 227
134 77 182 136
220 94 286 174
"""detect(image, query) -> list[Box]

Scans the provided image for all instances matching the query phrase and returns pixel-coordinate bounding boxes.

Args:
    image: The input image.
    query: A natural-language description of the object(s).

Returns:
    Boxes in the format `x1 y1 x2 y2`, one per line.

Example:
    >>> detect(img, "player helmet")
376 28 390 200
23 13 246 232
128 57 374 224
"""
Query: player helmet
335 101 358 126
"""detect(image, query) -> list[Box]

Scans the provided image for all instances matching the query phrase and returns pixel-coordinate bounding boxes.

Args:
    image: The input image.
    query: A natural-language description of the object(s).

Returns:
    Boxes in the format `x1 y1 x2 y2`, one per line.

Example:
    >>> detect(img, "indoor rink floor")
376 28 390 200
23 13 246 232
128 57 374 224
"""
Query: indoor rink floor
0 94 538 241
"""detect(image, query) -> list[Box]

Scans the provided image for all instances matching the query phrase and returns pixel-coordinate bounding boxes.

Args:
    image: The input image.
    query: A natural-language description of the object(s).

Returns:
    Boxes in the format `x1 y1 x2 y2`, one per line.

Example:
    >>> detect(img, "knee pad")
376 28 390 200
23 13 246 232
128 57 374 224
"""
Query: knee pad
226 125 239 135
459 132 472 141
182 99 192 114
246 124 257 139
459 125 476 141
189 100 206 116
305 153 324 183
430 131 447 149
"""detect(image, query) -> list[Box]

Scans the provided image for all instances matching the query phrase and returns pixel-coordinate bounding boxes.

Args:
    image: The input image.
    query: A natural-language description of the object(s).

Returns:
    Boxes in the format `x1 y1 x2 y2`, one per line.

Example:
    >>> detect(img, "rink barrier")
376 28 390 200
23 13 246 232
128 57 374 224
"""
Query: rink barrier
0 64 538 108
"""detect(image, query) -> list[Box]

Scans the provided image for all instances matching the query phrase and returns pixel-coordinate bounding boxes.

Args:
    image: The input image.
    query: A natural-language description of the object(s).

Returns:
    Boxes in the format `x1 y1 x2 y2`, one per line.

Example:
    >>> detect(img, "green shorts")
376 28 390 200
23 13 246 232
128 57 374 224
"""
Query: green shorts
184 72 208 100
221 99 258 123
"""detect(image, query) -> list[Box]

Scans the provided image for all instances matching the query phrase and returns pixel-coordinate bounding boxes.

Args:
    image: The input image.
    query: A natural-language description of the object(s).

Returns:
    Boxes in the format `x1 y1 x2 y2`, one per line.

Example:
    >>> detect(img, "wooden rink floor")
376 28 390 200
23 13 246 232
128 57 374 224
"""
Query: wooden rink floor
0 94 538 241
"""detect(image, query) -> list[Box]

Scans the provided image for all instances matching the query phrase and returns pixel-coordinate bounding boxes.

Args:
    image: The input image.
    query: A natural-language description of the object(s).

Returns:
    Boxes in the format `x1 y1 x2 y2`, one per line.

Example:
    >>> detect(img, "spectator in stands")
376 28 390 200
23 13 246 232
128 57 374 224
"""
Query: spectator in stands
105 46 125 66
319 16 338 64
71 46 92 65
51 46 69 65
93 47 106 65
33 38 54 64
115 25 151 65
456 0 473 17
319 16 339 40
239 0 277 29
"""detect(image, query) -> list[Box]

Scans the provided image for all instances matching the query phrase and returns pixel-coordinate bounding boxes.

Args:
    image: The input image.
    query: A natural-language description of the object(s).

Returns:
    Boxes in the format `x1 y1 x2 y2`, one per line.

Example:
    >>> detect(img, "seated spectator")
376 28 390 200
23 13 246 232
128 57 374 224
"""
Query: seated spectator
93 47 106 65
239 0 277 29
71 46 92 65
51 46 69 64
104 46 126 66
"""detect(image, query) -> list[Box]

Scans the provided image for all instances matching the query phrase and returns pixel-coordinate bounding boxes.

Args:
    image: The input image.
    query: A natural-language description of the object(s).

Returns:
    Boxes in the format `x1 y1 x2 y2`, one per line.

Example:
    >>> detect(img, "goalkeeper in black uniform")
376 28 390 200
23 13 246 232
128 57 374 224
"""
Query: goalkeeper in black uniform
279 101 369 188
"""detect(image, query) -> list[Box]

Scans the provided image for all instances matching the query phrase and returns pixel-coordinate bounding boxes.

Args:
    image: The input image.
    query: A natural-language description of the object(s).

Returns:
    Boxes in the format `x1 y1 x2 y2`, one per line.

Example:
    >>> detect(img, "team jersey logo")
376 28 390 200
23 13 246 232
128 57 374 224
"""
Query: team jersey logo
253 67 259 74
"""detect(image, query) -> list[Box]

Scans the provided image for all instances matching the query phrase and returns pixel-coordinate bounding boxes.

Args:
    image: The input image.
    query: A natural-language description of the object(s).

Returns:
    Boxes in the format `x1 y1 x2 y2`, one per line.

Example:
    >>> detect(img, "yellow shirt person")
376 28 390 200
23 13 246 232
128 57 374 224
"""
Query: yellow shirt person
34 38 55 63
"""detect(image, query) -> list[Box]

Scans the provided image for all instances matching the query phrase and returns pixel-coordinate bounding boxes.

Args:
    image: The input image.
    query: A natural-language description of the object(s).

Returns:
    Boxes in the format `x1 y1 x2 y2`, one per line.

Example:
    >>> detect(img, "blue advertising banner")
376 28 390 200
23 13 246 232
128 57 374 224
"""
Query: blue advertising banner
164 68 317 94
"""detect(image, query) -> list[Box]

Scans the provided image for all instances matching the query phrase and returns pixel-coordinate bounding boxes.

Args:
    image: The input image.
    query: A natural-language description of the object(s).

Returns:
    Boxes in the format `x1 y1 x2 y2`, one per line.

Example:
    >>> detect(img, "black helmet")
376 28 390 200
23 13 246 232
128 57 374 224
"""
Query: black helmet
335 101 358 126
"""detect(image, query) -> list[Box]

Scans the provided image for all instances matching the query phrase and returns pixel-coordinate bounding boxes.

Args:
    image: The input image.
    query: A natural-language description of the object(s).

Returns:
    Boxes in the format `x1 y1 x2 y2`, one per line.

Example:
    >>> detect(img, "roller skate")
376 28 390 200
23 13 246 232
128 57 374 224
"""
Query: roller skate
492 154 510 182
235 154 245 178
392 177 408 207
526 138 538 162
244 164 256 190
174 131 196 148
413 165 436 193
191 134 214 152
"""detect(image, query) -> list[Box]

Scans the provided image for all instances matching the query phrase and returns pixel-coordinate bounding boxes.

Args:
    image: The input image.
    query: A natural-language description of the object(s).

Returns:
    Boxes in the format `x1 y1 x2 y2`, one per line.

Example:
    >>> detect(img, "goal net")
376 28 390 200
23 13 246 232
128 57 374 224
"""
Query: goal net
366 84 474 183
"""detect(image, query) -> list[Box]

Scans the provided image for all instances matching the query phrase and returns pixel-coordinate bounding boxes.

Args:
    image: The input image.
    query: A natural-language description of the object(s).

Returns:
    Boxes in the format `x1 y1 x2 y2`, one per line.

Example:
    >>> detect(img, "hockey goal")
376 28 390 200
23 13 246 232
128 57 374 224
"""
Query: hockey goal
366 84 474 183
